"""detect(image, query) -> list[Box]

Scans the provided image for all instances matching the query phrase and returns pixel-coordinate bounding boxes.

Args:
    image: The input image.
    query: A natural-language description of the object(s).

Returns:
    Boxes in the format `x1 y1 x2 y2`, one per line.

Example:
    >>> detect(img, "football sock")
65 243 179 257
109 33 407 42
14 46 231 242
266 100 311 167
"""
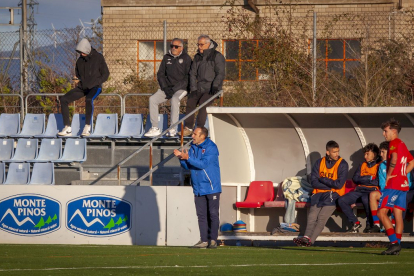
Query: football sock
386 228 398 244
371 210 380 225
396 233 402 244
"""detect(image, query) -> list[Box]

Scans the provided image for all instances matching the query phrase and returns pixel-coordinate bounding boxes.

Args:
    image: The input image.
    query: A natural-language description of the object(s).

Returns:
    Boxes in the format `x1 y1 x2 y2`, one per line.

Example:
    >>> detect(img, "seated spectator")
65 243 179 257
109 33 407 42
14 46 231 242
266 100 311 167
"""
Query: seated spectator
338 143 380 233
144 38 192 137
293 140 348 247
179 34 225 136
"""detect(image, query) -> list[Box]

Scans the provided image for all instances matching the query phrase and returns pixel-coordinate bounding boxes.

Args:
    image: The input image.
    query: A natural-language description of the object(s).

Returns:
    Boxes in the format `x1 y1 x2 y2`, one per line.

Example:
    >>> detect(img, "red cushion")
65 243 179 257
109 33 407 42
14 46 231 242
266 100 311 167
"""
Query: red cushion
345 180 356 194
236 201 263 208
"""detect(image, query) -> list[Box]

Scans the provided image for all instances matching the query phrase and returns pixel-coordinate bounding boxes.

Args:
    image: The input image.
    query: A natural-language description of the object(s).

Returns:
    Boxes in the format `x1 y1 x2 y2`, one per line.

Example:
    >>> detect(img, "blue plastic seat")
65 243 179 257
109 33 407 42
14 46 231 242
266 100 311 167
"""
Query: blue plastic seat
0 163 5 184
10 113 45 138
28 139 62 162
138 114 168 139
60 114 90 138
35 113 65 138
109 113 144 139
54 138 87 163
108 114 144 139
3 138 38 162
0 113 20 137
28 163 55 185
4 163 30 185
88 114 118 139
0 139 14 161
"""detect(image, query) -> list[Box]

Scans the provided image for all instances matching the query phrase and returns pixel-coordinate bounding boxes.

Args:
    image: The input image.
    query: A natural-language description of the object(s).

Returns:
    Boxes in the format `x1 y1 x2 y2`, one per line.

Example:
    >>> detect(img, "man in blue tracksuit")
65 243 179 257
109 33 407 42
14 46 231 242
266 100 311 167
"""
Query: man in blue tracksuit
174 126 221 249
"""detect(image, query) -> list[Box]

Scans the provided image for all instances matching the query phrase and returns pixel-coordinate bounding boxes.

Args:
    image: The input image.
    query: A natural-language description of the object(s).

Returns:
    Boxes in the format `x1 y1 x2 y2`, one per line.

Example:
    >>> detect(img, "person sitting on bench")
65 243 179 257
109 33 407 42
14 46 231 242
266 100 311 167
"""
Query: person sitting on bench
338 143 380 233
293 140 348 247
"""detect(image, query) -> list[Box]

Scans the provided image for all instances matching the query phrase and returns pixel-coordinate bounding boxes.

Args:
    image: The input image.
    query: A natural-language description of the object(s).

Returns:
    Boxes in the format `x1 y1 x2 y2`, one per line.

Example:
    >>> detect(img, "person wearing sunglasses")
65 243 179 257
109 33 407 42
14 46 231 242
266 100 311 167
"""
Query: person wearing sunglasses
145 38 192 137
179 34 225 137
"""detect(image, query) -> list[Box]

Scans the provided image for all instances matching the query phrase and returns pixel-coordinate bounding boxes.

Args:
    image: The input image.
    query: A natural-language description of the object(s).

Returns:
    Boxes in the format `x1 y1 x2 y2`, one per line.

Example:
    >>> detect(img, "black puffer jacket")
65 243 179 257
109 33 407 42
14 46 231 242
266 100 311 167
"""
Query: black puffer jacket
190 39 225 93
75 48 110 90
157 50 192 92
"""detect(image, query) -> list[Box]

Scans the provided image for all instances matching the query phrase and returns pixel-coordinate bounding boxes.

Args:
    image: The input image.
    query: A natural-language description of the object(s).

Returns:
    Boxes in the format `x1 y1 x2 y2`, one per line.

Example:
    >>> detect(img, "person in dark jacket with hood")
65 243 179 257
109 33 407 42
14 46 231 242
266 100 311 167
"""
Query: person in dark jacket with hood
179 34 225 137
174 126 221 249
144 38 192 137
58 38 109 137
338 143 380 233
294 140 348 247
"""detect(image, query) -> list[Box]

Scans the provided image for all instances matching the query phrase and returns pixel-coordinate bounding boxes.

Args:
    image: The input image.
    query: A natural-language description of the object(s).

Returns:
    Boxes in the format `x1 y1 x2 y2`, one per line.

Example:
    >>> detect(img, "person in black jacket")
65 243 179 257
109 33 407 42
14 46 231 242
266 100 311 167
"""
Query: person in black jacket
179 34 225 137
338 143 380 233
294 141 348 247
144 38 192 137
58 38 109 136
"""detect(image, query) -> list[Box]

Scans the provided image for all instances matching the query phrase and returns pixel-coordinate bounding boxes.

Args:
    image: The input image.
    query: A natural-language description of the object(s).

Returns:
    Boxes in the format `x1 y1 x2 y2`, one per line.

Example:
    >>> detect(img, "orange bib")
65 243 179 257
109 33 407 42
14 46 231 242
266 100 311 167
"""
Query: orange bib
314 157 346 196
360 162 379 177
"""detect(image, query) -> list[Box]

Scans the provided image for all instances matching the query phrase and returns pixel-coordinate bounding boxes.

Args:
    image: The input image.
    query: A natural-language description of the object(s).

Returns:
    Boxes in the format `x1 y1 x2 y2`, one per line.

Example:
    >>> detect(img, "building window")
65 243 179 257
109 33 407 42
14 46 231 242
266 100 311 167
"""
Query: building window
223 40 261 81
137 40 187 79
314 39 361 76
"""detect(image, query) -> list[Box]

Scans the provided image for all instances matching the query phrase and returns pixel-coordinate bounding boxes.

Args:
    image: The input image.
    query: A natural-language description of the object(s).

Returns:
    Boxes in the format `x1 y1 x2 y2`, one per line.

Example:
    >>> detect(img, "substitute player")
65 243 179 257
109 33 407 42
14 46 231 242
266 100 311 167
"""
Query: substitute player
378 119 414 255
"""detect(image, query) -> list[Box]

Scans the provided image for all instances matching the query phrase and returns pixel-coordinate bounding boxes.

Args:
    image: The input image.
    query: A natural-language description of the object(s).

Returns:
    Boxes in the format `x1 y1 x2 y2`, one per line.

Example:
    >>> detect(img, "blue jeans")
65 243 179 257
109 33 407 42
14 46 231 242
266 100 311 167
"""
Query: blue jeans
194 193 220 242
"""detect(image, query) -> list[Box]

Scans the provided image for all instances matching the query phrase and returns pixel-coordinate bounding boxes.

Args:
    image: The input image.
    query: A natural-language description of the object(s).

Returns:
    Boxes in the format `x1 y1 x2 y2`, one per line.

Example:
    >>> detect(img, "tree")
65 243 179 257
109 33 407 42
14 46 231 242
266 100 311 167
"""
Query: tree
45 216 52 225
115 217 123 226
35 217 45 229
104 218 115 230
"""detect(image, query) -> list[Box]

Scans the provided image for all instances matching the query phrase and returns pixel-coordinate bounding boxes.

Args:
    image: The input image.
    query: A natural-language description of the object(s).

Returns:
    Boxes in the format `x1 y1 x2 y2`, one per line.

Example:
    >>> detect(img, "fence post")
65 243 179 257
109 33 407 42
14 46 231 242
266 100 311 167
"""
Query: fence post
312 12 317 106
163 20 167 55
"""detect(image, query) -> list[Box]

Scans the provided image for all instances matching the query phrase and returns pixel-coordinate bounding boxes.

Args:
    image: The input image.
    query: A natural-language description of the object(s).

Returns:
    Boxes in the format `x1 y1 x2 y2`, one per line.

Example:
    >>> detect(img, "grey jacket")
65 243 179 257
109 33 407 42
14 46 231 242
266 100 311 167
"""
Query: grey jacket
190 39 225 93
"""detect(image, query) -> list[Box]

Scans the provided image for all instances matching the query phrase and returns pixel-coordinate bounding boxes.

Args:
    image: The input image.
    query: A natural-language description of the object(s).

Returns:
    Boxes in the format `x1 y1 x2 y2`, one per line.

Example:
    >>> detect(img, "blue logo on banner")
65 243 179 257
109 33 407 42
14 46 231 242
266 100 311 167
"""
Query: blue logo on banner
66 195 132 237
0 194 61 236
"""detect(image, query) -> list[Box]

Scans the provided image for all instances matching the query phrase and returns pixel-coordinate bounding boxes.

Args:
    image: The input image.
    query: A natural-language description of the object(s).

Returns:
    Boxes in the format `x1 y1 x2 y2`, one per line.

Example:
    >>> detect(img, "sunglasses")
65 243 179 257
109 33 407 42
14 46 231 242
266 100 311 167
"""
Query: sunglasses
170 44 182 49
196 43 206 47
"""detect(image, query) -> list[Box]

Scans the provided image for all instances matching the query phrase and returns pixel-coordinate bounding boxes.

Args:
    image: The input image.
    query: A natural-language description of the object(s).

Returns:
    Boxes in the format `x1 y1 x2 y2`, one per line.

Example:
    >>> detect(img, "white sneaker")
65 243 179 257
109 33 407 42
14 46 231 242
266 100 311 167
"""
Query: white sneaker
58 126 72 136
144 127 161 137
81 124 91 136
166 129 177 137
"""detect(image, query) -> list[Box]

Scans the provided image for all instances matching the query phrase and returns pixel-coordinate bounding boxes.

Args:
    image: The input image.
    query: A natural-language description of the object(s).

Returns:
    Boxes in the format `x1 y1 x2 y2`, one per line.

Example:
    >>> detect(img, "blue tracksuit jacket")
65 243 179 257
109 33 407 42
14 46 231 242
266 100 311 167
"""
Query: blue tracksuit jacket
180 138 222 196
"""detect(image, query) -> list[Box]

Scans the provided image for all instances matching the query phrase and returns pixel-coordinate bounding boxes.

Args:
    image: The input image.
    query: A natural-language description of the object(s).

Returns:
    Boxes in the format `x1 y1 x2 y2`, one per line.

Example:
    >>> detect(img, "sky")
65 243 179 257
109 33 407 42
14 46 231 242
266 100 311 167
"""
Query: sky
0 0 101 32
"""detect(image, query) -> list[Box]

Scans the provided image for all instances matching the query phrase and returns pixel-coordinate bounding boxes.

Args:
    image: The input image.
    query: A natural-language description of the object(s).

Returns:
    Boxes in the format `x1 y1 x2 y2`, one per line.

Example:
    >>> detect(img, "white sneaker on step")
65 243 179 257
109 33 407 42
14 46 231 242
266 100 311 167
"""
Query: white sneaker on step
81 124 91 136
144 127 161 137
58 126 72 136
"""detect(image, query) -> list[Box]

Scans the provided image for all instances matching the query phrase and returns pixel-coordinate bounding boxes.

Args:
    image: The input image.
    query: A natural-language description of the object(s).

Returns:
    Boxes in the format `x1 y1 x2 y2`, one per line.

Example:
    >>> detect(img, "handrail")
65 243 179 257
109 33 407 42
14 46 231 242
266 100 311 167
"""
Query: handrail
122 93 152 115
130 140 193 186
117 90 224 185
0 94 24 115
25 93 124 115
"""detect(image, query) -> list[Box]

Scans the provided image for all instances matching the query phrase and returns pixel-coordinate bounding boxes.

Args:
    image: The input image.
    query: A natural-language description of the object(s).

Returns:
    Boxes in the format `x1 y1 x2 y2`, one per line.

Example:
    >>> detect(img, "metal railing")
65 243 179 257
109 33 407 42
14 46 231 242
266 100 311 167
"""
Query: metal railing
0 94 24 117
118 90 224 186
122 93 152 115
25 93 123 115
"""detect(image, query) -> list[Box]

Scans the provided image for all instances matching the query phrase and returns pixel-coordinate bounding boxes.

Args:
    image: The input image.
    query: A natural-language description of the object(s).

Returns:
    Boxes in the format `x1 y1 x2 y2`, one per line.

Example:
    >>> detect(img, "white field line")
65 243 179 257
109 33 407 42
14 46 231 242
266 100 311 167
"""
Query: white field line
0 262 400 272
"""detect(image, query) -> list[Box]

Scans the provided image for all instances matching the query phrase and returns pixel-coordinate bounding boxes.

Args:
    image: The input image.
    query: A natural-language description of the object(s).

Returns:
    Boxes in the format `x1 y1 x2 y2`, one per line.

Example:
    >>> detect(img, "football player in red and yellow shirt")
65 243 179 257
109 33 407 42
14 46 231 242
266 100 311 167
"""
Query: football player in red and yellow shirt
378 118 414 255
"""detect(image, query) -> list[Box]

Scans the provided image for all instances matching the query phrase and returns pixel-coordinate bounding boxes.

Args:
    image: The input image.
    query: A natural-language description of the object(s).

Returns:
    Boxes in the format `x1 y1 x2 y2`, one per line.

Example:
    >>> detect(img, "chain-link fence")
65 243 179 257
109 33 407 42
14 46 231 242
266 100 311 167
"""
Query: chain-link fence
1 10 414 114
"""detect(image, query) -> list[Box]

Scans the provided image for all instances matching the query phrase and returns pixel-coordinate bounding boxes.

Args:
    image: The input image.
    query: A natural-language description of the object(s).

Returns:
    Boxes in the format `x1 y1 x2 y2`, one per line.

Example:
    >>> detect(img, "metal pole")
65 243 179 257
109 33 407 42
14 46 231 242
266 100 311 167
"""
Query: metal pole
312 12 317 106
19 27 24 121
149 142 153 185
163 20 167 55
22 0 28 96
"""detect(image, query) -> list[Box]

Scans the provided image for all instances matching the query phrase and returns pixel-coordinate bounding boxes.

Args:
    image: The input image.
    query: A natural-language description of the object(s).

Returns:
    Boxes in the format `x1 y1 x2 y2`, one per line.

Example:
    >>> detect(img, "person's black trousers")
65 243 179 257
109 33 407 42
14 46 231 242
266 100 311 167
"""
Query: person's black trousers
184 90 215 129
60 86 101 126
338 191 372 227
194 193 220 242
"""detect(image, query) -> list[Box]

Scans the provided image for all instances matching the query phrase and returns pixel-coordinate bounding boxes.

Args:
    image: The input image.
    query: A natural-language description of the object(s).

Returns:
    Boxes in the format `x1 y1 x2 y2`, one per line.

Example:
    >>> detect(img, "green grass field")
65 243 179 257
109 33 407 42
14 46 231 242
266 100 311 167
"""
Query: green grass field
1 244 414 275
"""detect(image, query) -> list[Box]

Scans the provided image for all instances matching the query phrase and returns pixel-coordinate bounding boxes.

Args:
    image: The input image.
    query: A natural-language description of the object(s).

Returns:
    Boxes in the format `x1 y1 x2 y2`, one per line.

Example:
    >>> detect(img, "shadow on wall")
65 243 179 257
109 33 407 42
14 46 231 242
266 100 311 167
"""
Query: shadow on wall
348 148 365 179
134 186 161 246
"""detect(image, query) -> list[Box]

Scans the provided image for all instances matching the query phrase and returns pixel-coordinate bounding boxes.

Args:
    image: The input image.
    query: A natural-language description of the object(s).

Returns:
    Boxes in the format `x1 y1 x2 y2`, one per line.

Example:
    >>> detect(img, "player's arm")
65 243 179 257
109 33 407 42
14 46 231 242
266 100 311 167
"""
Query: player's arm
319 161 349 189
378 163 386 190
386 152 398 185
406 159 414 175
